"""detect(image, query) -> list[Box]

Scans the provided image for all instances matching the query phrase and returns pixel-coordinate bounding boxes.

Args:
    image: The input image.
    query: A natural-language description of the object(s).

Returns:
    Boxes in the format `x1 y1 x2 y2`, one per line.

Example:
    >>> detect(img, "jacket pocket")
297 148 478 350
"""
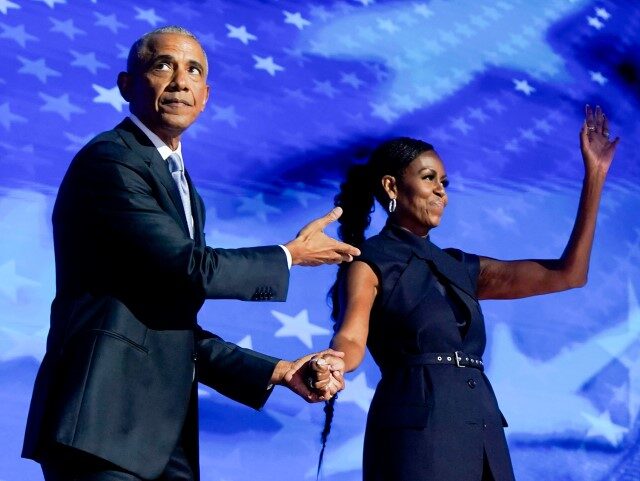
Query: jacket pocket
92 329 149 354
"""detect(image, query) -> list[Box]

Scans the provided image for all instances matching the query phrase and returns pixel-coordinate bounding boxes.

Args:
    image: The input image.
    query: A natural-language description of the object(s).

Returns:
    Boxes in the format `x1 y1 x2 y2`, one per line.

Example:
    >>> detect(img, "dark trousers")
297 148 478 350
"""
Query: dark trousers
41 441 194 481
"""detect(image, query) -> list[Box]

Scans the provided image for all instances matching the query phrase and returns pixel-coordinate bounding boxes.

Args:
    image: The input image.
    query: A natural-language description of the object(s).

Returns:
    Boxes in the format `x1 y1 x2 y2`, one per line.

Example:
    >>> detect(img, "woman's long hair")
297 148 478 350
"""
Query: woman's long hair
317 137 433 478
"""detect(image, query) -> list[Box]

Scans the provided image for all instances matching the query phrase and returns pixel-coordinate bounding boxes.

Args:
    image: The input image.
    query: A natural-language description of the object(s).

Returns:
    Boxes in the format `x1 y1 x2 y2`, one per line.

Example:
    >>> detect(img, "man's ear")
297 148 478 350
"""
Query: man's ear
202 84 210 112
117 71 133 102
381 175 398 199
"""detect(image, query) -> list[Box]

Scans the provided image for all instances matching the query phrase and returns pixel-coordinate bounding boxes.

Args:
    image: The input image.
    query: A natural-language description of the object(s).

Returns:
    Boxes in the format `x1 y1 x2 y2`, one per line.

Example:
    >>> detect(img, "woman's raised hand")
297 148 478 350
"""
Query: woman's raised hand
581 104 620 175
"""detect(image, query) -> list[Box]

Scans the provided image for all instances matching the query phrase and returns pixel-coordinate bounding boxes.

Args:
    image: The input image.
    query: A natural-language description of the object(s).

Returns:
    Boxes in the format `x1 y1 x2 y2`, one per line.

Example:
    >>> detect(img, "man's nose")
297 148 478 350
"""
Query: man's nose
169 68 189 90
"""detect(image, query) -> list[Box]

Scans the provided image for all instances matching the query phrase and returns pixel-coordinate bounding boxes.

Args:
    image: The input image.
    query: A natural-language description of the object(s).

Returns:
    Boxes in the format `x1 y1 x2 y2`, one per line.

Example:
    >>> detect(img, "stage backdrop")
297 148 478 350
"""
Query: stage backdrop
1 0 640 479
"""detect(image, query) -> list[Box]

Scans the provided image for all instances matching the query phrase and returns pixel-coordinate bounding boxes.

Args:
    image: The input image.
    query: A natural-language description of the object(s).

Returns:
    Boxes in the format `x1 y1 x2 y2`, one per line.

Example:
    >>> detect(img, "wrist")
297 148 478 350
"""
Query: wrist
284 241 302 265
270 360 292 385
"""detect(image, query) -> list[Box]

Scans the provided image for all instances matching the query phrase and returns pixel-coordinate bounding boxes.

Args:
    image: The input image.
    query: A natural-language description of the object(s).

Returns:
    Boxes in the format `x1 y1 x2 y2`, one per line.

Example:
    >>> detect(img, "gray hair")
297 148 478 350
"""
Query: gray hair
126 26 208 75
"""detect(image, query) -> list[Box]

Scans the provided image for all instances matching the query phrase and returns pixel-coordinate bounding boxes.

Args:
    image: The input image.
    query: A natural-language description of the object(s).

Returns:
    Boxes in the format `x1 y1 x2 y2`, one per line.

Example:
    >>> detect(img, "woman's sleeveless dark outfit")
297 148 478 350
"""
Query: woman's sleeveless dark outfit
358 223 516 481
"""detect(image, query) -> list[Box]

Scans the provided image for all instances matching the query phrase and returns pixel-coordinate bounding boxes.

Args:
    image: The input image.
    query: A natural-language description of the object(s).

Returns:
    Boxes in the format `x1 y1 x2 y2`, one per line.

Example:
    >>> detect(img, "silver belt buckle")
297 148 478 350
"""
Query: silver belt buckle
454 351 465 368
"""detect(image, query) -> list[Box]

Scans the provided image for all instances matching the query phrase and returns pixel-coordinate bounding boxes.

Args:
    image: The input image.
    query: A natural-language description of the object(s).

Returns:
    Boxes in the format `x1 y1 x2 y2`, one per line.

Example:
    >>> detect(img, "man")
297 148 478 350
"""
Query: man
22 26 356 481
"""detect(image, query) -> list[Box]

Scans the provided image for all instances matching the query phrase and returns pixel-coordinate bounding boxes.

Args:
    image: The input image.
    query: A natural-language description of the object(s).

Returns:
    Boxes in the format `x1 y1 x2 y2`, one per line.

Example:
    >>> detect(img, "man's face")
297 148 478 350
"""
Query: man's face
119 33 210 147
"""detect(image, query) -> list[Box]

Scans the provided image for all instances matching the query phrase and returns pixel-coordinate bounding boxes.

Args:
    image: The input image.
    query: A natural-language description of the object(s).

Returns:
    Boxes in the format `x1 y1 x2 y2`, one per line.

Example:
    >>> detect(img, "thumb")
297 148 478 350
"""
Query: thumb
317 206 343 230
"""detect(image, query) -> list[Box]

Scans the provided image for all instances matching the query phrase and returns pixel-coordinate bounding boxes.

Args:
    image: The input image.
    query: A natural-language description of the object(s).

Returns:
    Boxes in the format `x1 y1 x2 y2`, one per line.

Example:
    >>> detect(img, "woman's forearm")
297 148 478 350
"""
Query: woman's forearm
331 335 366 372
557 168 607 287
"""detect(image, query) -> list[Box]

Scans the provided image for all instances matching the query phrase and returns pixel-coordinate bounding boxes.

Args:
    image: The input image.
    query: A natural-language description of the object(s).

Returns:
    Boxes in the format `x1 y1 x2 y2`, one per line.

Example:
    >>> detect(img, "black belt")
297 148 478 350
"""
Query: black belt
385 351 485 371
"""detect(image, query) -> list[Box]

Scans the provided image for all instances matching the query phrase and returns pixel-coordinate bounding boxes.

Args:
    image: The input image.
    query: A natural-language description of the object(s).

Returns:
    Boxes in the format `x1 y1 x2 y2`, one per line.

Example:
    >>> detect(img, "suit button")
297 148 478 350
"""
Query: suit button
467 379 476 389
192 353 198 362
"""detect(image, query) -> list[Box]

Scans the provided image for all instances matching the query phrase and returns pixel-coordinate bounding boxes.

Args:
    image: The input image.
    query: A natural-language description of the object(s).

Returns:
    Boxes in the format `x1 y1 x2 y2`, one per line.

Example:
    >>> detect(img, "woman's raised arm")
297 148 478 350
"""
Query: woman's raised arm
477 105 620 300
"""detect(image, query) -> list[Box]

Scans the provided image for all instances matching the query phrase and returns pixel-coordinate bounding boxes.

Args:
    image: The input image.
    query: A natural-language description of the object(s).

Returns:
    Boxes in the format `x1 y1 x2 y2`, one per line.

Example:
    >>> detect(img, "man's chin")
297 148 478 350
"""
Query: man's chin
156 115 197 135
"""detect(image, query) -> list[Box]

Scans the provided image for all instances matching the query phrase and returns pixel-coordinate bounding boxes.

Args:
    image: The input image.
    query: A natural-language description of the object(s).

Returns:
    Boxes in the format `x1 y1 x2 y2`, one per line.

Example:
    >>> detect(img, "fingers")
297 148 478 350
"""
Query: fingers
602 113 610 138
610 136 621 151
290 207 360 266
318 206 343 230
582 104 615 144
594 105 604 133
308 357 329 374
305 351 346 398
299 207 343 237
314 372 344 399
283 354 315 382
585 104 595 132
316 348 345 359
333 240 361 260
580 120 590 146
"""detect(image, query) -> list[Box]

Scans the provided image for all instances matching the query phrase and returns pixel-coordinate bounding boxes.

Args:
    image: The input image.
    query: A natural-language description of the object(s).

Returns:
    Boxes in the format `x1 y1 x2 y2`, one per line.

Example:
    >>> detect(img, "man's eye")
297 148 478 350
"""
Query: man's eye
189 67 202 75
155 63 171 71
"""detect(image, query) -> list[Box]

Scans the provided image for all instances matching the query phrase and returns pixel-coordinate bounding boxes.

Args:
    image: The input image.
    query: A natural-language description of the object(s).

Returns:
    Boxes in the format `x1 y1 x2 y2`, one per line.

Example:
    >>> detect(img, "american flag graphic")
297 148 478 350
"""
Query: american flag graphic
1 0 639 480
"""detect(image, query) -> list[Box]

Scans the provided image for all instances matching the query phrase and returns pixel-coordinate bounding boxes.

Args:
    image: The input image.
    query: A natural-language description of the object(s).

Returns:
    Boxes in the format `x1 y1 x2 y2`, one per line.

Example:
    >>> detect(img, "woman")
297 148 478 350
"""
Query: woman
312 105 619 480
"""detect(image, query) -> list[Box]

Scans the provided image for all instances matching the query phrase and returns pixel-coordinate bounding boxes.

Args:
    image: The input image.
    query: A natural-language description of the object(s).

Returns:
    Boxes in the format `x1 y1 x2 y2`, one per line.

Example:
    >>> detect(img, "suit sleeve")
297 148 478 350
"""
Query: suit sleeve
65 142 289 302
195 326 279 409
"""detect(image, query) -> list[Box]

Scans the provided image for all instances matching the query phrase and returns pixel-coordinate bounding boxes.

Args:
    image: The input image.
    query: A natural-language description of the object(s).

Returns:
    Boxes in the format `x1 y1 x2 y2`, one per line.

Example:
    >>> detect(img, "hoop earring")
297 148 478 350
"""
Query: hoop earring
388 198 396 213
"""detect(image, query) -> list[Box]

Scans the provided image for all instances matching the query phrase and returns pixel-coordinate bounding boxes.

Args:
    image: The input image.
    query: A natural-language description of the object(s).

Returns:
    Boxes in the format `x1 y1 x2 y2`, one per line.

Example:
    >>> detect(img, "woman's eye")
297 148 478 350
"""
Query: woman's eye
422 174 435 181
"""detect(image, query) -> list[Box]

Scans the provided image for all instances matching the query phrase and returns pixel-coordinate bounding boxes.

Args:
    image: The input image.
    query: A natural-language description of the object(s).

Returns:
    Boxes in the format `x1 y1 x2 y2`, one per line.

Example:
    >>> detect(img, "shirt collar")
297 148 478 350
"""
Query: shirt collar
381 221 434 261
129 114 183 162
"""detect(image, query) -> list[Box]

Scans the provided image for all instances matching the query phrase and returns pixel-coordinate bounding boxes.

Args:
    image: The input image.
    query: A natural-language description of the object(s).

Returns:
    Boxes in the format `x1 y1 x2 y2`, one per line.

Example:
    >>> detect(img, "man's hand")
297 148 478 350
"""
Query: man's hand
285 207 361 266
271 349 345 402
306 353 345 398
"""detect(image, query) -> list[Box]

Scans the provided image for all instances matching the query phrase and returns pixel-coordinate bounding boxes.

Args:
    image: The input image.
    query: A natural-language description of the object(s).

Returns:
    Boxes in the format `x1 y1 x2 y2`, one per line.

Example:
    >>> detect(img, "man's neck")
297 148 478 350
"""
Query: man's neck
129 114 183 160
128 114 181 149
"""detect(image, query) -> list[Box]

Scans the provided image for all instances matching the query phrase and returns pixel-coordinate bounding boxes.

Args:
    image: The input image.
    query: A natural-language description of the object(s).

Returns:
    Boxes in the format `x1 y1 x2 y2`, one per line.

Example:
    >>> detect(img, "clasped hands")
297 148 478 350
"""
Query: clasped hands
273 349 346 402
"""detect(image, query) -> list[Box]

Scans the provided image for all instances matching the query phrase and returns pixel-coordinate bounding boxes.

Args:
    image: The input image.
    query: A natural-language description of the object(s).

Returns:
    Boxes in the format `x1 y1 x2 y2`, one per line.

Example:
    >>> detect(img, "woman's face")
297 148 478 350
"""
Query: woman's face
385 150 449 236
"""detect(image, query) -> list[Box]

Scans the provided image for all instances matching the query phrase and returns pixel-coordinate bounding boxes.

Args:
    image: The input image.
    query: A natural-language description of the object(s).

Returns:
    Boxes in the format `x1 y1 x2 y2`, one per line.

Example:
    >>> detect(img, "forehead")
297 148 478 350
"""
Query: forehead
144 33 206 64
406 150 446 174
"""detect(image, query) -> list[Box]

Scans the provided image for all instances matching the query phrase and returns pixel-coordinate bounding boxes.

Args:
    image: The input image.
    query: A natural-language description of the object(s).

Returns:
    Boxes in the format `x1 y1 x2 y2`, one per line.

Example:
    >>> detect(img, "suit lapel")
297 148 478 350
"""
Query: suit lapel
381 223 479 321
382 225 475 298
425 240 477 300
114 119 192 237
184 169 205 244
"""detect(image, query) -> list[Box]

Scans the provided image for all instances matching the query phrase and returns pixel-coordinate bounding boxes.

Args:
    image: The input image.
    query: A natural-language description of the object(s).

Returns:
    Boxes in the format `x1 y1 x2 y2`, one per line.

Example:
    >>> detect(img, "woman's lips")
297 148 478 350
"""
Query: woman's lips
429 201 445 212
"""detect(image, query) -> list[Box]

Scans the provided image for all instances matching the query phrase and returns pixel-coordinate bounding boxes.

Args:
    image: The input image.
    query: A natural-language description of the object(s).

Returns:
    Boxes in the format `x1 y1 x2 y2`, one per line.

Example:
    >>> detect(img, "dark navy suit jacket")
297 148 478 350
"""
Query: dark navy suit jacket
22 119 290 479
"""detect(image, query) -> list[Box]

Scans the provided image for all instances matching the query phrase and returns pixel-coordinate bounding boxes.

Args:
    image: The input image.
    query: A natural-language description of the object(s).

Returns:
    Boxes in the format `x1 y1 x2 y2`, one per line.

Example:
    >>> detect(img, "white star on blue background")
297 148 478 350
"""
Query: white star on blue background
0 102 27 130
226 24 257 45
49 17 85 40
0 260 39 303
0 0 20 15
236 193 281 221
270 309 330 348
513 78 536 95
94 12 127 34
92 84 127 112
283 10 311 30
0 22 38 47
39 92 85 121
17 56 60 83
133 7 164 27
211 104 243 128
34 0 66 9
70 50 108 74
252 55 284 76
